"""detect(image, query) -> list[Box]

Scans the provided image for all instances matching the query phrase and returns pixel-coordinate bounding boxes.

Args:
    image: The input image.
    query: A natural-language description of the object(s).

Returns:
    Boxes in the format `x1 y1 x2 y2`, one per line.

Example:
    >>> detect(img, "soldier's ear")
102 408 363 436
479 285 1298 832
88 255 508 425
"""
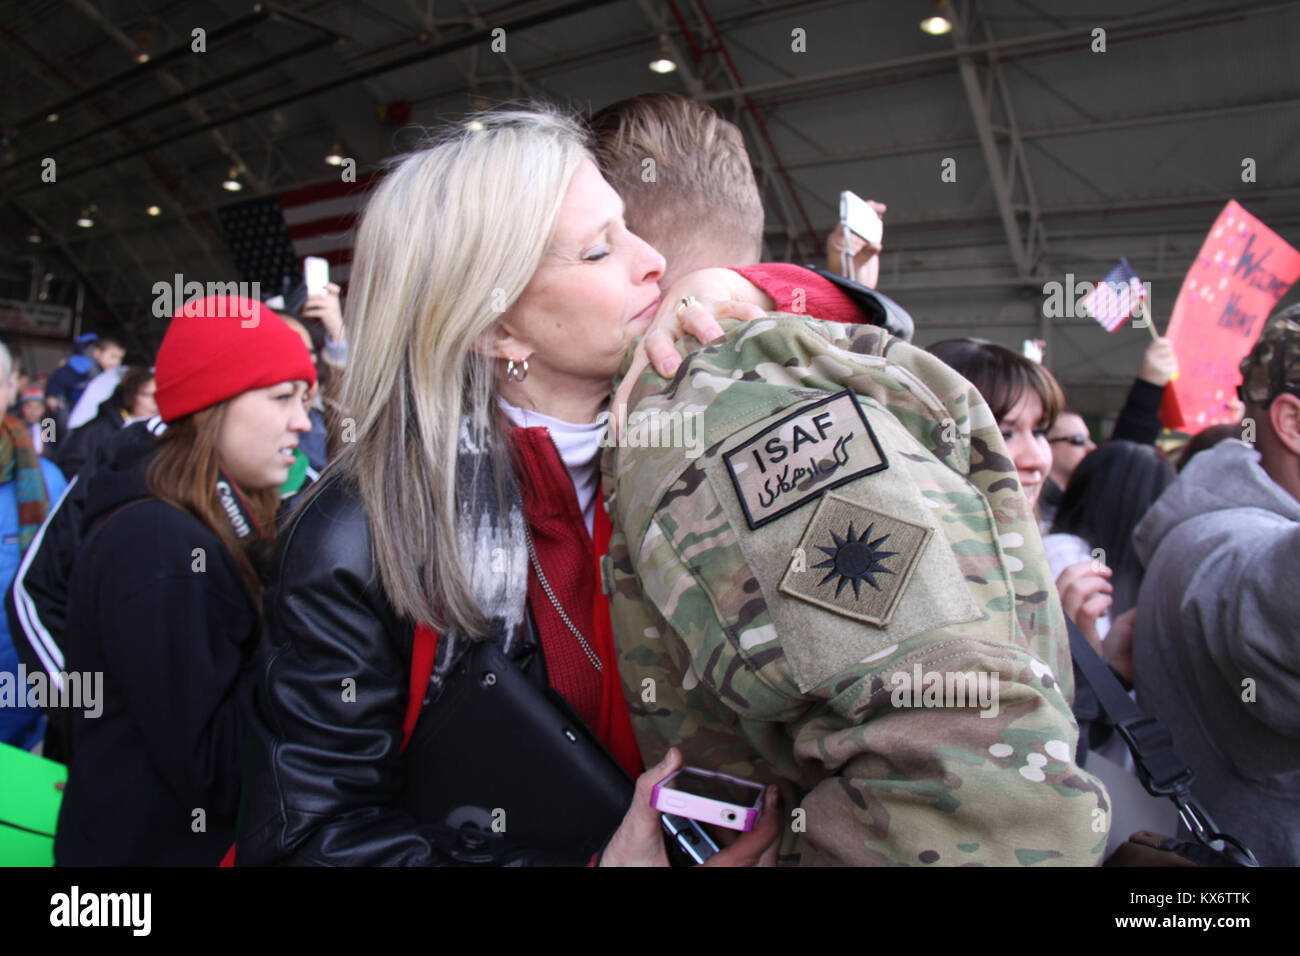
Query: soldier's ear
1269 393 1300 456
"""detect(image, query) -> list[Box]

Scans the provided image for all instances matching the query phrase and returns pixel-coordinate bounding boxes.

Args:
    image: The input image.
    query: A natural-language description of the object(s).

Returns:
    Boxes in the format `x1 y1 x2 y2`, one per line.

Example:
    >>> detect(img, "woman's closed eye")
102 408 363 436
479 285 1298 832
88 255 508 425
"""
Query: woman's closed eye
583 245 610 262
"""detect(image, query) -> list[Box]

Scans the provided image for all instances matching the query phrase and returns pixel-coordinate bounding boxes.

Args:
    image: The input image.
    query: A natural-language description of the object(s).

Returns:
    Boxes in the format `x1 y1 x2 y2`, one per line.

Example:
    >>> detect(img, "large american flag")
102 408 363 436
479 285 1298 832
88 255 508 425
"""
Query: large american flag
1078 257 1147 332
218 171 380 301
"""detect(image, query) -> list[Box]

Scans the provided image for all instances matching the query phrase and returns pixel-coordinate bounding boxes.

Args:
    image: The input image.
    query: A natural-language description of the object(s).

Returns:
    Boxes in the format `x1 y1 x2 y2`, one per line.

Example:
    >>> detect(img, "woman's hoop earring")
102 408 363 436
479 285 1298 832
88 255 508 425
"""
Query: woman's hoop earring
506 357 529 383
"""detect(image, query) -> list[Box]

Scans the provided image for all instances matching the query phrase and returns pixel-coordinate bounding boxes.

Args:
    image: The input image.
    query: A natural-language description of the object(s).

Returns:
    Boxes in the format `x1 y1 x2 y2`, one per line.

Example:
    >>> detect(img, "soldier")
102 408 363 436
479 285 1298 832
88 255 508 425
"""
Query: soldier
603 313 1111 865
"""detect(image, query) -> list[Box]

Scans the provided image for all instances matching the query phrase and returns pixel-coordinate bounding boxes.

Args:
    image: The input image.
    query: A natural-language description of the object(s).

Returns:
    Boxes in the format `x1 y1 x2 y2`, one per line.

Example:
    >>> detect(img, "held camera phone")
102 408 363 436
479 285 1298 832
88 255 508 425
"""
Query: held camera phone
661 813 720 866
304 255 330 296
651 766 765 832
839 189 882 246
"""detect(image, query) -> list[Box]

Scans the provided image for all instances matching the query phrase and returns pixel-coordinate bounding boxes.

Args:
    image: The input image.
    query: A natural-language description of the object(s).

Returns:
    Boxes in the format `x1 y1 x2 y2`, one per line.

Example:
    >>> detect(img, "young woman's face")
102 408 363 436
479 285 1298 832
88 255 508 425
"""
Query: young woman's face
131 377 158 420
1000 389 1053 506
503 157 666 383
215 382 312 491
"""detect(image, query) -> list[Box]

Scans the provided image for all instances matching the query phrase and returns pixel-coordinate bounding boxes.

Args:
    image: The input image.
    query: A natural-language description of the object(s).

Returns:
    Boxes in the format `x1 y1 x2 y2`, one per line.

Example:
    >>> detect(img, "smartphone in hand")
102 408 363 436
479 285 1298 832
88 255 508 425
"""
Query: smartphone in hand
651 766 765 832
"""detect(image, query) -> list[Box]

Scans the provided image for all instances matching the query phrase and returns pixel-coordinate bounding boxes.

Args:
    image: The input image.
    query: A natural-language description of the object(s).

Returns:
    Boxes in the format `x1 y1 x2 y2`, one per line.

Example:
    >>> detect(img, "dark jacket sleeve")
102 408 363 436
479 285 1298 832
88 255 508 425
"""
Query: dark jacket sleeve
53 414 115 481
90 506 255 818
236 478 462 866
1109 378 1165 445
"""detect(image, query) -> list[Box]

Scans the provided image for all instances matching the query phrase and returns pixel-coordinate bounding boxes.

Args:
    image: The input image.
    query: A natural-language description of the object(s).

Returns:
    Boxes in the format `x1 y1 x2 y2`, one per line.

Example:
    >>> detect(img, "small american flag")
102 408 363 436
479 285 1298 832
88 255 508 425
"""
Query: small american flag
218 171 381 301
1078 258 1147 332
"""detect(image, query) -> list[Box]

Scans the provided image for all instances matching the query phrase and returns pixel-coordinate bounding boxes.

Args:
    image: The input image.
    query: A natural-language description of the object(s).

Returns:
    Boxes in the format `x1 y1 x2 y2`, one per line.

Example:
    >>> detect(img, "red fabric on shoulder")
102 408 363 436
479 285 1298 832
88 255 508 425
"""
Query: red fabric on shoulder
734 263 864 325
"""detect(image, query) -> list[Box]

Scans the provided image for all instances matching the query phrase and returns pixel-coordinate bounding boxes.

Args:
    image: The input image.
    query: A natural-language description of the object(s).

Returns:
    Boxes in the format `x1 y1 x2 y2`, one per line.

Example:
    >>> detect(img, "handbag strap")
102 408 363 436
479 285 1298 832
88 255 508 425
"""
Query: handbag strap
1065 615 1257 866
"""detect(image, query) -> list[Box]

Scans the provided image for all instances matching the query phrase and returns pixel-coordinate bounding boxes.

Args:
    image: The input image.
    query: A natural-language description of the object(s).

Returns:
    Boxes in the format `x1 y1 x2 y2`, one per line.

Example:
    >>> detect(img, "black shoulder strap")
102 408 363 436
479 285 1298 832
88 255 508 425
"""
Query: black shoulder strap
1065 616 1258 865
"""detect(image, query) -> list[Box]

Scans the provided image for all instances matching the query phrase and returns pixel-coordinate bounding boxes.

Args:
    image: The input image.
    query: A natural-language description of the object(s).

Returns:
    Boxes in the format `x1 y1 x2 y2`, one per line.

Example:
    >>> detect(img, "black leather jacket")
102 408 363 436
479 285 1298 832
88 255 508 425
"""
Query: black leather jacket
236 473 554 866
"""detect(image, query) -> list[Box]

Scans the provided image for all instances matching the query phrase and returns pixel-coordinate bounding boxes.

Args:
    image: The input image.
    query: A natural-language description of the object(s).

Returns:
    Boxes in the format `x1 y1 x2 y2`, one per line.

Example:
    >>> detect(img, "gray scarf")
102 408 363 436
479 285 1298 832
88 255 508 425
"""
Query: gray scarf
425 418 529 701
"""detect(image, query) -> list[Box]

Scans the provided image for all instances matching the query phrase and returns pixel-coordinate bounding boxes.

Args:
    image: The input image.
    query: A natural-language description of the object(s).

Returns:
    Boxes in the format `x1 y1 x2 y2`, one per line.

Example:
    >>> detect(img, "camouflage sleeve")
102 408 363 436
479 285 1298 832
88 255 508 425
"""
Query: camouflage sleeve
783 635 1108 866
605 315 1106 866
612 510 1109 867
867 339 1076 701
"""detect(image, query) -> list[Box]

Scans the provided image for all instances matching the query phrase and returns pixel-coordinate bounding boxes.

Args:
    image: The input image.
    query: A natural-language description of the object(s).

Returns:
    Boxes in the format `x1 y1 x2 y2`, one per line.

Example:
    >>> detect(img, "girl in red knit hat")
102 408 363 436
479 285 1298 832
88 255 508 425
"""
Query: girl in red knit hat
54 296 315 865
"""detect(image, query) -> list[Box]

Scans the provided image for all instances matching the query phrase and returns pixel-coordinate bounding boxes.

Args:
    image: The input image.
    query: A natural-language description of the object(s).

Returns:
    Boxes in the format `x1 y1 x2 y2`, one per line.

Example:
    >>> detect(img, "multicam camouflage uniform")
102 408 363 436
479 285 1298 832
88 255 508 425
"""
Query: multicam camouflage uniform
602 315 1110 866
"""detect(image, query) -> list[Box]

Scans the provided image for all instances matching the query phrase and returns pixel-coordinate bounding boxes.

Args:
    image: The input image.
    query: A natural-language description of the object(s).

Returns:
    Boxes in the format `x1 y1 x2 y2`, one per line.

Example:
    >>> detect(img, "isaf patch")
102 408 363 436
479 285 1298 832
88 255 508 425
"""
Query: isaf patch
779 493 930 627
723 390 888 529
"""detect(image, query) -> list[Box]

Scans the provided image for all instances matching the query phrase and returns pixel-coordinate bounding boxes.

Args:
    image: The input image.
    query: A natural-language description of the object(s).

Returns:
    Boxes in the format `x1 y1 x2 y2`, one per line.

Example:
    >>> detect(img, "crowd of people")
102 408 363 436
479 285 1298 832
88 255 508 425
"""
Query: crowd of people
1 93 1295 867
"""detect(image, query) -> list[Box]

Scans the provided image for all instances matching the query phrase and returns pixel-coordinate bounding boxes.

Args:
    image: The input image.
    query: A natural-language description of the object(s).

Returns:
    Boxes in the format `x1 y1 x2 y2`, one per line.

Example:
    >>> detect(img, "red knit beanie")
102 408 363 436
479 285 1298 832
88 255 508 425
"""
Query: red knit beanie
154 295 318 423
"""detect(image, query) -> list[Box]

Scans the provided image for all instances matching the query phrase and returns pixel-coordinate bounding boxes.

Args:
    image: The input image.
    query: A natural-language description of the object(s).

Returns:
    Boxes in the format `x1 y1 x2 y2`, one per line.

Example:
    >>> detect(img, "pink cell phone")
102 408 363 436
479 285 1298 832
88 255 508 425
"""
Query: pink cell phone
651 766 764 832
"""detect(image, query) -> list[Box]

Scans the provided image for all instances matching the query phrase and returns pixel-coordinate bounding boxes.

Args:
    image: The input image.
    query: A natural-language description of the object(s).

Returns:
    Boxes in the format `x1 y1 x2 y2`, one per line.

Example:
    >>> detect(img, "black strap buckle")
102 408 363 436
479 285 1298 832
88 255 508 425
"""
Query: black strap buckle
1116 716 1195 795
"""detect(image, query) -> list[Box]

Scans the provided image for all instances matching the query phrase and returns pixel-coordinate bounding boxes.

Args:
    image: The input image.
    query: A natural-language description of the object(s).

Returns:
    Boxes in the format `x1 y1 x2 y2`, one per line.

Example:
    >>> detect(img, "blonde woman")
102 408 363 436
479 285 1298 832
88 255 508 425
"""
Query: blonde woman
237 107 778 866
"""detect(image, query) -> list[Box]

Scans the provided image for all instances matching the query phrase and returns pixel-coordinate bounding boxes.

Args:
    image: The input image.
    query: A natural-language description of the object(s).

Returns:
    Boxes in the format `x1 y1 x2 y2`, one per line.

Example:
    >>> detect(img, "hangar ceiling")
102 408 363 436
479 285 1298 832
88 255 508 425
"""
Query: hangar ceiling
2 0 1298 411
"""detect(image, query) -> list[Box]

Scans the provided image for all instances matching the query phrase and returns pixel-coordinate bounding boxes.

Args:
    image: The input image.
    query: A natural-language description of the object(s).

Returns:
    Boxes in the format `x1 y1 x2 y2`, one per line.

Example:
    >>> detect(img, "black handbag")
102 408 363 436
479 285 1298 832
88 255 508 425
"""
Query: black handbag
400 634 634 866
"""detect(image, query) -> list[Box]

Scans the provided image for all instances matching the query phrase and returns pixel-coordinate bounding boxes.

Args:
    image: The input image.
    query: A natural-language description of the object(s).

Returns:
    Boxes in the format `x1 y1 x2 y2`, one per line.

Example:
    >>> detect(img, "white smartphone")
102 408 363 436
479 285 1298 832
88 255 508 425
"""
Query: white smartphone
651 766 765 832
304 256 330 296
839 190 882 246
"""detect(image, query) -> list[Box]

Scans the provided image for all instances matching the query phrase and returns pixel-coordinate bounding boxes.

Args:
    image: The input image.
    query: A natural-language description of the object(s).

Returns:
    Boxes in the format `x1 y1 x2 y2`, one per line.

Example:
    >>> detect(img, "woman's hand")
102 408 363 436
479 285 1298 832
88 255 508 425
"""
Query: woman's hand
612 269 770 439
302 282 345 343
600 747 782 867
825 200 887 289
1104 608 1137 684
1055 560 1113 655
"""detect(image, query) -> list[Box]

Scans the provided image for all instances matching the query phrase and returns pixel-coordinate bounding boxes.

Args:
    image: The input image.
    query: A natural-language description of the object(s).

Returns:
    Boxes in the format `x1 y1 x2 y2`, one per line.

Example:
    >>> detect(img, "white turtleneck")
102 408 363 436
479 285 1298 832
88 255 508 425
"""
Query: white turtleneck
499 397 608 535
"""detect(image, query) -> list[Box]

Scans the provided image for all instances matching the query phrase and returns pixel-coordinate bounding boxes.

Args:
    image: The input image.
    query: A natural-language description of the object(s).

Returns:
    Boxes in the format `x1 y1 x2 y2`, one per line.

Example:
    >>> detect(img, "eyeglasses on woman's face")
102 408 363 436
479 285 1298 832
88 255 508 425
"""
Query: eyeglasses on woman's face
1049 433 1091 447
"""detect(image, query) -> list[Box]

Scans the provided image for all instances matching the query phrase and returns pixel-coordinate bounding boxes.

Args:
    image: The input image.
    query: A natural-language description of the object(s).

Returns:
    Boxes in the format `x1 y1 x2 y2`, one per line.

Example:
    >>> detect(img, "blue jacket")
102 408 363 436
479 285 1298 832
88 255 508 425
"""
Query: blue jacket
0 458 69 748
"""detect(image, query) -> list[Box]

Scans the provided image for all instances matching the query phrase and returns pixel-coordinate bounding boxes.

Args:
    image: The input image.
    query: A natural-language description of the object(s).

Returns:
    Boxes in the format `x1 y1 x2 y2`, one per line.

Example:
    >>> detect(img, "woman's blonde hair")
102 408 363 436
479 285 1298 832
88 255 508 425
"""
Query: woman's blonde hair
336 105 590 637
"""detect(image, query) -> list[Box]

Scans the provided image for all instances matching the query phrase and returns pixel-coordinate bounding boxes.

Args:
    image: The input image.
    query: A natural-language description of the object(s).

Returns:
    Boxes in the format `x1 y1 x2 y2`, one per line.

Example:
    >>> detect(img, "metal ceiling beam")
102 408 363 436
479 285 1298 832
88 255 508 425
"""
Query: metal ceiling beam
67 0 269 193
8 0 622 198
746 94 1300 176
951 0 1034 278
9 7 273 132
693 0 1300 104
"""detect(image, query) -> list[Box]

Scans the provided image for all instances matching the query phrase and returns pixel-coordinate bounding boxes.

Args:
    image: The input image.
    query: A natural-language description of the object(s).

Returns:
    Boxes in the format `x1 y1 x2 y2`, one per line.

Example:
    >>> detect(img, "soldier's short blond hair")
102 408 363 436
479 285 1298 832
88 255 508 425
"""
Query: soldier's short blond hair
590 93 764 271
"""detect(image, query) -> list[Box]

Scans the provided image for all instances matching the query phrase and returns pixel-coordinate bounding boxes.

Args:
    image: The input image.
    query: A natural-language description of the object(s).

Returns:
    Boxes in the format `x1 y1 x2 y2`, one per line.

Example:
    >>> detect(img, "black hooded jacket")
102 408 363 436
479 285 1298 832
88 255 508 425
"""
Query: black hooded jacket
51 422 259 866
53 395 126 481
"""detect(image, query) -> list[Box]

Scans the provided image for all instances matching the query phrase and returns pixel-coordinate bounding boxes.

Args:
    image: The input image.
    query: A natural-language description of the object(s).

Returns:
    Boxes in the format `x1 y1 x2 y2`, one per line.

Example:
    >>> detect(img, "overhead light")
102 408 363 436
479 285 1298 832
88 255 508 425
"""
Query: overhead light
648 40 676 74
46 112 58 123
135 52 150 64
324 143 344 165
146 204 161 216
222 167 243 191
920 0 952 35
27 228 42 244
465 120 485 132
76 208 94 228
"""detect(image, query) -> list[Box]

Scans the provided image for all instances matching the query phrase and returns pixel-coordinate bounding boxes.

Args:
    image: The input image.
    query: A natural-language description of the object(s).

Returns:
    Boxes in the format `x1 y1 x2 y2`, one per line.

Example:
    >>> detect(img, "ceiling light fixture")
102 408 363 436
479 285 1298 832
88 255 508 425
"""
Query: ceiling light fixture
324 143 344 165
222 167 243 191
76 208 94 228
146 205 161 216
920 0 953 35
649 40 677 74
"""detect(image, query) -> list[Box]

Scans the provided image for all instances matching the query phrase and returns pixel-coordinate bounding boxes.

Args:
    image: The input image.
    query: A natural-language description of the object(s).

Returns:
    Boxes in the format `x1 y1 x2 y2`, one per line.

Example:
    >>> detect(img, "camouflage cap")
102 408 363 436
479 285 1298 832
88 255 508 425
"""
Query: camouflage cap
1238 305 1300 404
